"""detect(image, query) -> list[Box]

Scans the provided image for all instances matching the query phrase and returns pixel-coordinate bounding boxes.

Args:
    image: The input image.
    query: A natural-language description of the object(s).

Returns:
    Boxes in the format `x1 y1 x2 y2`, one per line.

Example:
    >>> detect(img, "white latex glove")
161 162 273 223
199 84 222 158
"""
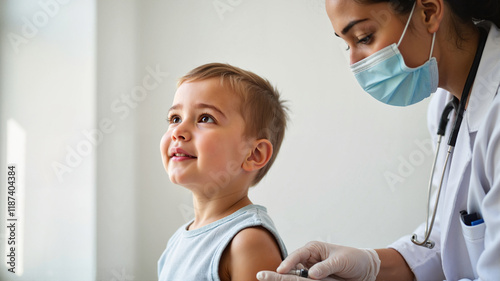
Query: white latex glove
256 241 380 281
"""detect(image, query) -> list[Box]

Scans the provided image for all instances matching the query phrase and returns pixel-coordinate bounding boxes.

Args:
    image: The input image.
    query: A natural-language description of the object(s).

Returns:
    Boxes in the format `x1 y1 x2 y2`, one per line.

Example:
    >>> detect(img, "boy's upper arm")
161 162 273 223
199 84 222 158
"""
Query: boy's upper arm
219 226 283 281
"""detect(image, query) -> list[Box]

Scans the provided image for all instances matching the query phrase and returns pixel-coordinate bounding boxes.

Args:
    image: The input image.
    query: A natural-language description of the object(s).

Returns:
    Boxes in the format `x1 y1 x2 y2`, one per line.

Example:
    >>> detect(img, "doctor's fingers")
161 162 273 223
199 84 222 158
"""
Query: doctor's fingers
276 241 330 274
256 271 341 281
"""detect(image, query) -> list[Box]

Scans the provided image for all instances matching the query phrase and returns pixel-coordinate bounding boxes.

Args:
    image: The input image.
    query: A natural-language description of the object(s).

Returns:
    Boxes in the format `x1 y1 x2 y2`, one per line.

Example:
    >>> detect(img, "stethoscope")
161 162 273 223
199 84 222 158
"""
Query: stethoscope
411 27 488 249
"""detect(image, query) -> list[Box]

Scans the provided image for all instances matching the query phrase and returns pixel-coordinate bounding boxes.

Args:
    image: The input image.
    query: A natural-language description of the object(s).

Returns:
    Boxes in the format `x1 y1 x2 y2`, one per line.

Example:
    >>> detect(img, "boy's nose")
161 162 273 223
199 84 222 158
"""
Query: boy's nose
171 125 191 142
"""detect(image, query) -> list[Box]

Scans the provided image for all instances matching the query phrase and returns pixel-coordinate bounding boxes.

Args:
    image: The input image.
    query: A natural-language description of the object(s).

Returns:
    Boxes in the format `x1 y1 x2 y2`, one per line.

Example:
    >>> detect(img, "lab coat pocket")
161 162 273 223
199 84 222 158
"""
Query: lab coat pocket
460 218 485 278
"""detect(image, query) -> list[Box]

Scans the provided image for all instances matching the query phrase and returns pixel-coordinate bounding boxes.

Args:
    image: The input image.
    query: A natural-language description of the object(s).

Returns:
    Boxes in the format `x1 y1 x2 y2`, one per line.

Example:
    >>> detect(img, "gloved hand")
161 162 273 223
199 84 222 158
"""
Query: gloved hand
256 241 380 281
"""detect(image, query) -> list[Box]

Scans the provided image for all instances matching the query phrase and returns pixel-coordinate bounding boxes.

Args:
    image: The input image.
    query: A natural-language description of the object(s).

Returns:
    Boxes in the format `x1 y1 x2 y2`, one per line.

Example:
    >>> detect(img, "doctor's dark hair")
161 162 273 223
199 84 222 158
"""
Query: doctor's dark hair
178 63 289 186
354 0 500 29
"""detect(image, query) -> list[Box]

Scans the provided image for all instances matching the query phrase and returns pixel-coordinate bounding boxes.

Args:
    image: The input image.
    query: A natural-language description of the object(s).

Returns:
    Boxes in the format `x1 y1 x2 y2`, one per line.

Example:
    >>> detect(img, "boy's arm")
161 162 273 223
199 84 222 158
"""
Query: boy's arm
219 226 283 281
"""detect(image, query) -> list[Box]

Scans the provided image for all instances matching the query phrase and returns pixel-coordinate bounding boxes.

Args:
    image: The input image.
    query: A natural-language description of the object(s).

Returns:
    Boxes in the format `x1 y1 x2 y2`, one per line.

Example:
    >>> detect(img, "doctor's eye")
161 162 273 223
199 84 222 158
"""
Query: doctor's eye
167 115 182 124
198 114 216 124
357 34 373 45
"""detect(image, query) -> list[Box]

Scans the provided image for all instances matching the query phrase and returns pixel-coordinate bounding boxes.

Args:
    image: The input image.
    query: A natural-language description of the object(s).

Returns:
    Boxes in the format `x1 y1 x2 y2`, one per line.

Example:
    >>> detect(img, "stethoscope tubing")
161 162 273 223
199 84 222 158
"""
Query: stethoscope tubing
411 139 452 249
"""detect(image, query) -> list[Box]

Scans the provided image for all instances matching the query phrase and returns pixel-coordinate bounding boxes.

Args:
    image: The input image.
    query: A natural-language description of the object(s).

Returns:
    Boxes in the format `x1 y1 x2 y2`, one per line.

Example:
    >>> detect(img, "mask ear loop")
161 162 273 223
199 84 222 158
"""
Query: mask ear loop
396 2 436 61
397 3 416 47
429 32 436 60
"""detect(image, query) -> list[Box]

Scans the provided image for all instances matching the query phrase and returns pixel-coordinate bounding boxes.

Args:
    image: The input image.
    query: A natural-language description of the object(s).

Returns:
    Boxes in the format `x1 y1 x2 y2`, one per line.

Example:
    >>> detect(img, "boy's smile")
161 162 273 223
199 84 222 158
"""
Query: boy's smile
160 78 253 193
169 147 197 161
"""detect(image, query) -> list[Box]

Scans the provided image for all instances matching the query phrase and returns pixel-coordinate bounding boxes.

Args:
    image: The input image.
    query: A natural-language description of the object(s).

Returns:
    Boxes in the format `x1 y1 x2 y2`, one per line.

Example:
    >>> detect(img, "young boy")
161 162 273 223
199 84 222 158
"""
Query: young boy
157 63 288 281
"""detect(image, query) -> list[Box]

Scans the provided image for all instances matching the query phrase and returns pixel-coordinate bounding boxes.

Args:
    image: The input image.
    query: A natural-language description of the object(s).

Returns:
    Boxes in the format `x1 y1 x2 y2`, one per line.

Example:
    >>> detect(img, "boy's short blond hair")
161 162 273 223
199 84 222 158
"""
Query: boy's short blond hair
178 63 288 186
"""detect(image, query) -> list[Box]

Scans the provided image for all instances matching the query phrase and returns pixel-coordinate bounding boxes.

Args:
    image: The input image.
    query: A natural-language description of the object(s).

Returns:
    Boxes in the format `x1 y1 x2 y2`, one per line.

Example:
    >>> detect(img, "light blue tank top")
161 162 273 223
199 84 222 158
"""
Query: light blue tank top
157 204 287 281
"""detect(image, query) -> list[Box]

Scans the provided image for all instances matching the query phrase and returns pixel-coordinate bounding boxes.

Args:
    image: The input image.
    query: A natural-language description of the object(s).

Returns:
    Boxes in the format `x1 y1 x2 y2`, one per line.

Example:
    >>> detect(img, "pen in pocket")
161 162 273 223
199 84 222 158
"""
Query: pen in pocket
460 210 484 226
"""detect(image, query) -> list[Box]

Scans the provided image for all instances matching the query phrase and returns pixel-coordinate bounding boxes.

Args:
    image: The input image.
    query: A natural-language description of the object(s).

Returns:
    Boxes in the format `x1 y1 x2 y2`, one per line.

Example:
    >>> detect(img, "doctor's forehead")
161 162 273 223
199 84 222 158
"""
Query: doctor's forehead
326 0 396 33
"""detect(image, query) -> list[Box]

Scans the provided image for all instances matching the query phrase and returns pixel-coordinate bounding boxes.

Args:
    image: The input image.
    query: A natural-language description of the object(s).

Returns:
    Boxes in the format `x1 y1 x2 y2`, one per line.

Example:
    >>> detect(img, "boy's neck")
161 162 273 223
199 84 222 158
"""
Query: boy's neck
188 191 252 230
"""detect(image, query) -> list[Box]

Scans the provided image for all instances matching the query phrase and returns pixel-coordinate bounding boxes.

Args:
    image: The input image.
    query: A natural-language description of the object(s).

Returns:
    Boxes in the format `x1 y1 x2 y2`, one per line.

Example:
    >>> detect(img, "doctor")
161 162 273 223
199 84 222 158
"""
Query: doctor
258 0 500 280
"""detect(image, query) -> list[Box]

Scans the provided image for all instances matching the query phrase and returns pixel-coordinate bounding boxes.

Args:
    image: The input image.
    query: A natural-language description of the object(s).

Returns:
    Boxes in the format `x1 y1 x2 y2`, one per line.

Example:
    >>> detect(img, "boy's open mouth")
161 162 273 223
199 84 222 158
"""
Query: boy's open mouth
172 153 197 158
169 148 197 159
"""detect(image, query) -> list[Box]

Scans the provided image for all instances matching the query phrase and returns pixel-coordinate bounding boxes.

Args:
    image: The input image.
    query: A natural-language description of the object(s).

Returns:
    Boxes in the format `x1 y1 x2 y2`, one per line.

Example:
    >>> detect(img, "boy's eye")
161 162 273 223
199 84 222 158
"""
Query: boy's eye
199 114 215 123
168 115 181 124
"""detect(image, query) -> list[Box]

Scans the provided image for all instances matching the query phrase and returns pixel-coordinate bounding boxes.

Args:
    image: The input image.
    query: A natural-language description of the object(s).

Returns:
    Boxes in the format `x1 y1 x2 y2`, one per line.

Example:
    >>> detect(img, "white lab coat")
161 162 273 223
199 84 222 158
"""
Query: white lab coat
389 21 500 281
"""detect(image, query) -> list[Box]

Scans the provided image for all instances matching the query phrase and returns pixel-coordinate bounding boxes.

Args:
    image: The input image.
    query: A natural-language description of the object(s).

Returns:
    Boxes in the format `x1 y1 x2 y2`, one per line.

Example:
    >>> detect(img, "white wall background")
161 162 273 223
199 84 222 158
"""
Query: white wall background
0 0 96 280
1 0 433 280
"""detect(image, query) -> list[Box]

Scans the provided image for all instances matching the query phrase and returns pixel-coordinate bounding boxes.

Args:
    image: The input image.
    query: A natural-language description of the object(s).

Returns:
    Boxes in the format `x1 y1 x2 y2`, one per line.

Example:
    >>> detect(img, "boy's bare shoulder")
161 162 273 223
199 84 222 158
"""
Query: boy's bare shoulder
219 226 282 281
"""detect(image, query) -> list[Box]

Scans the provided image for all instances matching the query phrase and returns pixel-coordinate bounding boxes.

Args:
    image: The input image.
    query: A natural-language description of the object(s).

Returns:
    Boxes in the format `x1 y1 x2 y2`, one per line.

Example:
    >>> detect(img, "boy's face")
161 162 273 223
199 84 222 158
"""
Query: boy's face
160 78 252 192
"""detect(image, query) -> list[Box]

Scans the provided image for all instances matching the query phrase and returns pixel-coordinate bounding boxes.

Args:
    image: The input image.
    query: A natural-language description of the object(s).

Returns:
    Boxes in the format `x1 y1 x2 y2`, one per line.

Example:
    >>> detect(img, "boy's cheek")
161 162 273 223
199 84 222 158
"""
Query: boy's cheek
159 133 171 153
159 133 172 172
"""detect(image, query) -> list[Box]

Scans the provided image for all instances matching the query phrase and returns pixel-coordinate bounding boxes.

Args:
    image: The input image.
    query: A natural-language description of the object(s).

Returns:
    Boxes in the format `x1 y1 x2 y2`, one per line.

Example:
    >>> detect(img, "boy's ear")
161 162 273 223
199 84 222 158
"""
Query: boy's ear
242 139 273 172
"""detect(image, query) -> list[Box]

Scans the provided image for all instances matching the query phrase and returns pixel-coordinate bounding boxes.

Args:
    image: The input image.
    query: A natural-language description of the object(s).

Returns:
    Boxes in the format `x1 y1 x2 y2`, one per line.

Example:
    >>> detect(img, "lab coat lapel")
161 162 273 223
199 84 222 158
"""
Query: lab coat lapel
467 21 500 132
467 22 500 213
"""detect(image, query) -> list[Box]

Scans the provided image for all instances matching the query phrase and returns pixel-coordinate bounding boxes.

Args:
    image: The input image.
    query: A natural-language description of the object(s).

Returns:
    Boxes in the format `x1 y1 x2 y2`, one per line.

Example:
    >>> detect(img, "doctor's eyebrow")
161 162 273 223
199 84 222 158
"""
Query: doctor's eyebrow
335 18 369 37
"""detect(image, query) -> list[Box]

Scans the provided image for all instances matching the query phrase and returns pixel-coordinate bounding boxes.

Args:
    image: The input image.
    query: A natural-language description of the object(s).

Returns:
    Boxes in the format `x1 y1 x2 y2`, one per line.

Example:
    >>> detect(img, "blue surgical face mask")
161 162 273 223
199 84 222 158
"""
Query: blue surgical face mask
349 4 438 106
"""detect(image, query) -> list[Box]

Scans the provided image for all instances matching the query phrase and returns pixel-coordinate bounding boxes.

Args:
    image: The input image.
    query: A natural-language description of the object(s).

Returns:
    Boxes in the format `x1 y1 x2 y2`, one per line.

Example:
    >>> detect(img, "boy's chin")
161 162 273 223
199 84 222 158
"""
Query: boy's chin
168 174 183 185
168 177 225 197
168 174 196 188
167 167 185 183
